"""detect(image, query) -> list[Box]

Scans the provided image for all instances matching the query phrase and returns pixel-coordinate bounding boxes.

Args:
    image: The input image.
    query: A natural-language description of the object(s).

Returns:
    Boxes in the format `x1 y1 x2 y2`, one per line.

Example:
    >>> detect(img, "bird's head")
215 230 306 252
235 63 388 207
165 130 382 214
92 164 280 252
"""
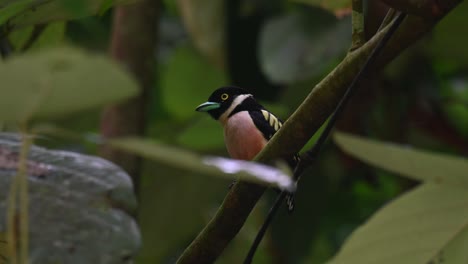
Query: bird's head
196 86 252 121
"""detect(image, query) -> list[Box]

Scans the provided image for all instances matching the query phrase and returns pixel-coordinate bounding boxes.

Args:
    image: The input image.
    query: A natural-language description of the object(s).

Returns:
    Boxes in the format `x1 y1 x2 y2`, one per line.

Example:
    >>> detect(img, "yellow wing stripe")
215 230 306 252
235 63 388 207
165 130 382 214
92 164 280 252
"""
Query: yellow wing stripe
261 110 270 122
261 110 282 132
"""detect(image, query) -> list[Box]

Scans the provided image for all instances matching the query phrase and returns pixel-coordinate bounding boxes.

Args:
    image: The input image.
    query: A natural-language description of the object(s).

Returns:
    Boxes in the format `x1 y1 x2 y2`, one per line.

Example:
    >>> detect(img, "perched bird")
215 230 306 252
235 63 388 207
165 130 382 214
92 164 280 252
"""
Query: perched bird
196 86 297 210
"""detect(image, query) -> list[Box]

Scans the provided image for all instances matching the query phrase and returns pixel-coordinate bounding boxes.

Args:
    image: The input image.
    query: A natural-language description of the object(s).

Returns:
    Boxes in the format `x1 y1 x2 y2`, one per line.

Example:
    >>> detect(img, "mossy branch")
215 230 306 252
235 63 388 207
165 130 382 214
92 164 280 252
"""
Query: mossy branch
176 3 462 263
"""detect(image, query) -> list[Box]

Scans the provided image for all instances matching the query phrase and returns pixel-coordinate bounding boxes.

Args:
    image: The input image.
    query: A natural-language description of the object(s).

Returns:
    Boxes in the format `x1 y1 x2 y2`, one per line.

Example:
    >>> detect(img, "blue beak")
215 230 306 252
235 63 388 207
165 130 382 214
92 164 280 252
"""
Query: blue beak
196 102 221 112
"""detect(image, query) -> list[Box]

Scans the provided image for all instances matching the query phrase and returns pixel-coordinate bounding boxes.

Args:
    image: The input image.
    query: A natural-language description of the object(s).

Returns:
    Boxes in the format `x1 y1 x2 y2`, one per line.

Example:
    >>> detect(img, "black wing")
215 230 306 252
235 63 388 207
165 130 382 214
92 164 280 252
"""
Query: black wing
249 110 282 141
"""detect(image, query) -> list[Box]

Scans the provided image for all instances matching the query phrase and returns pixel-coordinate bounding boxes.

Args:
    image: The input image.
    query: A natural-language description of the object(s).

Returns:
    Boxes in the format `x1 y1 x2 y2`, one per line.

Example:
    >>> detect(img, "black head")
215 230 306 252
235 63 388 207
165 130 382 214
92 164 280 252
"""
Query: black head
196 86 250 120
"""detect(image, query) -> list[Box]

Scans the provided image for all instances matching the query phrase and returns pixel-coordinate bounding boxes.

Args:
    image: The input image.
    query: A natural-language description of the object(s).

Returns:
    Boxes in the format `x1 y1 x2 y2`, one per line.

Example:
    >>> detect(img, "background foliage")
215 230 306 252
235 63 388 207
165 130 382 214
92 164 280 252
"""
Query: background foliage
0 0 467 263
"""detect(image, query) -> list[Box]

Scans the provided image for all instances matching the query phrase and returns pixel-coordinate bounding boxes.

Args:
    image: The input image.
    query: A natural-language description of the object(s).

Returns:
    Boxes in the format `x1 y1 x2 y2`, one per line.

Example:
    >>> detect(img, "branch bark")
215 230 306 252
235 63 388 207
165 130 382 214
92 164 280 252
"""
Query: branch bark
177 2 462 263
99 1 159 196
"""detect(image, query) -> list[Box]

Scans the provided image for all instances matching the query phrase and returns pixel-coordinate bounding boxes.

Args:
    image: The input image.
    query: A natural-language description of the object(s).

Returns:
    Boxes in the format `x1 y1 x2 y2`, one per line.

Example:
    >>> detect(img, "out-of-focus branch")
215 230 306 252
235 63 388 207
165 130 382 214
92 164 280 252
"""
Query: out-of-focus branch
176 2 462 263
99 1 159 196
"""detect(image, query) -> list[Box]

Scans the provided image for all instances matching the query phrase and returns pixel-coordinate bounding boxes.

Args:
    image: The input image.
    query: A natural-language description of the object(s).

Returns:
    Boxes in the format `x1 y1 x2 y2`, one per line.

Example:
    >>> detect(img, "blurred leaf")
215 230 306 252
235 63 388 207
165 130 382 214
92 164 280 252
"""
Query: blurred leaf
428 224 468 264
0 46 138 123
328 183 468 264
333 132 468 187
440 76 468 137
290 0 352 17
176 0 225 68
98 1 113 15
30 22 66 48
259 10 350 84
160 45 227 120
1 0 135 29
430 1 468 67
0 133 140 263
137 161 272 264
9 22 65 52
204 157 295 192
0 0 34 25
108 137 296 191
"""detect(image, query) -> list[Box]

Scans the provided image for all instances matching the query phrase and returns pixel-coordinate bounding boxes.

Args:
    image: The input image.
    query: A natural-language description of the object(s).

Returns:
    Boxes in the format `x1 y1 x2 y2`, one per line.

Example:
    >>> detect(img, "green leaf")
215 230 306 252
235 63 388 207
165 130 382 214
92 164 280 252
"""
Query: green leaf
439 76 468 137
160 45 227 120
333 132 468 188
430 1 468 68
0 0 34 25
176 0 225 68
9 22 66 52
0 47 139 123
98 0 116 15
429 224 468 264
259 10 350 84
2 0 135 28
108 137 296 191
328 183 468 264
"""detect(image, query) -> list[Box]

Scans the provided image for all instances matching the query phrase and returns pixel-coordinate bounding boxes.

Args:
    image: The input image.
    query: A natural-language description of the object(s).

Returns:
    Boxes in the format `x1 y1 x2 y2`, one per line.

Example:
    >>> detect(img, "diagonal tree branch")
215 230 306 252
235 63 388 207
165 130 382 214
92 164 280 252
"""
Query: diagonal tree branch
176 2 462 263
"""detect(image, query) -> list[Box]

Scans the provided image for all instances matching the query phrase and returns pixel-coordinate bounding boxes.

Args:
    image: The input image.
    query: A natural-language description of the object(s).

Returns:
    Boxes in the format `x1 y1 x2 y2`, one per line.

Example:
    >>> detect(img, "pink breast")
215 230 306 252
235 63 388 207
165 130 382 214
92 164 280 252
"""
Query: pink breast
223 111 267 160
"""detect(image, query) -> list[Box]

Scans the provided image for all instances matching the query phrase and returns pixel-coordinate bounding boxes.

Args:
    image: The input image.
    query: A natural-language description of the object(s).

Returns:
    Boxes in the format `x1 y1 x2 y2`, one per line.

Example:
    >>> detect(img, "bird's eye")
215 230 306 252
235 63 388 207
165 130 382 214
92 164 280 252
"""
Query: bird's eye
221 93 229 101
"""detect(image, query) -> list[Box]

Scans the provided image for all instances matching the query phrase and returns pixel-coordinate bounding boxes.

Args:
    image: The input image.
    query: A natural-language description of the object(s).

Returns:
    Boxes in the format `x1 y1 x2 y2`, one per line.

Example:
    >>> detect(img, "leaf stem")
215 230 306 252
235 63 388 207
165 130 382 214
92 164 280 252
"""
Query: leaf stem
6 128 32 264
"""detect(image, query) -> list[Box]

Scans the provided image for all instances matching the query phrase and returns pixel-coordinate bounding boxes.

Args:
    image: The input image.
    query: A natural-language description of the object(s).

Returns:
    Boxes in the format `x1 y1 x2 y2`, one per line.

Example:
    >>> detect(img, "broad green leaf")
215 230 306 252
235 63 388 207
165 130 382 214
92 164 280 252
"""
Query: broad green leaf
328 183 468 264
430 1 468 67
259 10 350 84
428 224 468 264
9 22 66 52
0 0 34 25
439 76 468 137
108 137 296 192
0 47 138 123
176 0 225 68
0 133 140 263
137 162 273 263
289 0 351 17
160 45 227 120
98 0 117 15
1 0 135 29
333 132 468 187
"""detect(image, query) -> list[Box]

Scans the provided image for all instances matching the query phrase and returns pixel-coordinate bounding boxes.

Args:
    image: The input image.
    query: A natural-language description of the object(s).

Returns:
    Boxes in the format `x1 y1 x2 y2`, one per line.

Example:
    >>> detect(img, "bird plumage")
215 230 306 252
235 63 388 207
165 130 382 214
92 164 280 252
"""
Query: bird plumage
196 86 297 211
196 86 284 156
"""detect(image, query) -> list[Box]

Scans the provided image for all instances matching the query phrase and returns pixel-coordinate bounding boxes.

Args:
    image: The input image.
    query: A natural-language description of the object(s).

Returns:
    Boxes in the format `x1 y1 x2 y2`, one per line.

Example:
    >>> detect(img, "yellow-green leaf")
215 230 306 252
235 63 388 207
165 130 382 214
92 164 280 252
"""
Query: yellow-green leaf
0 47 138 123
328 183 468 264
333 132 468 188
108 137 295 191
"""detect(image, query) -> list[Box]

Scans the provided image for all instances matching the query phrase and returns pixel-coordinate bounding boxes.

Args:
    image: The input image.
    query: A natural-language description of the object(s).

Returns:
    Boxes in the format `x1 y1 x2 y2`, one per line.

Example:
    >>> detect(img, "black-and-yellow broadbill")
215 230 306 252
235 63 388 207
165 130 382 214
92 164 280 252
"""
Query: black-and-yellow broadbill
196 86 296 210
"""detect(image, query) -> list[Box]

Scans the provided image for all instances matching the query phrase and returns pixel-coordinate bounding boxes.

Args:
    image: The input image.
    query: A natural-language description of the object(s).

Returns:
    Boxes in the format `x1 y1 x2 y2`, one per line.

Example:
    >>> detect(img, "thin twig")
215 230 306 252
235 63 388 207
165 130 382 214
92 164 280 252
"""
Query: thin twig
243 12 407 264
378 8 397 32
18 130 31 264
